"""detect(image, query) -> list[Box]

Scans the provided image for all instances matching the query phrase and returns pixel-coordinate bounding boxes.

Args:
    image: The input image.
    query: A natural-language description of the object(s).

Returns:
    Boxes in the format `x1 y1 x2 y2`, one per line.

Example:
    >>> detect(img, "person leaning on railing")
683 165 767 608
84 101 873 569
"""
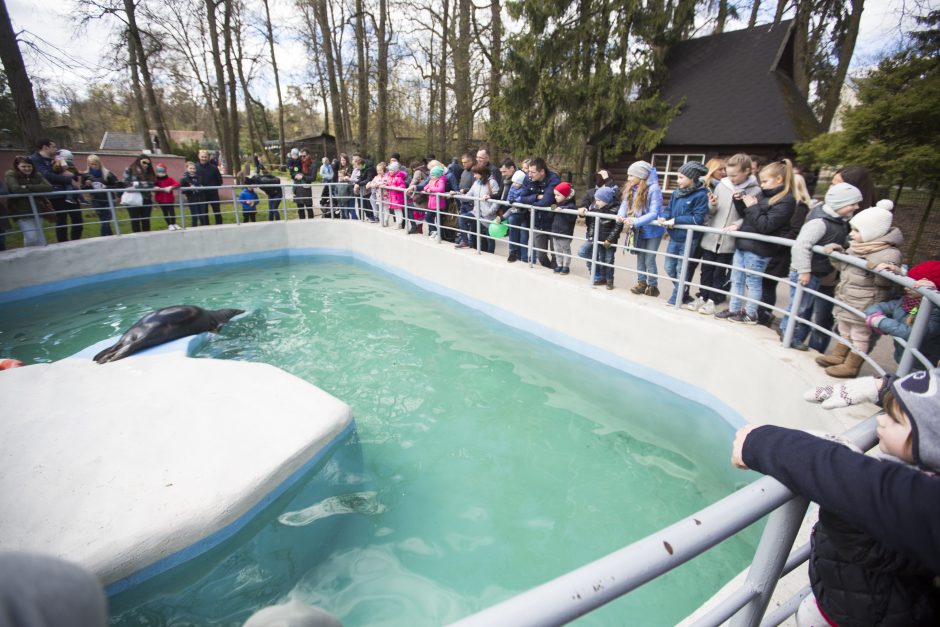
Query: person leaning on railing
618 160 665 298
660 161 709 307
866 260 940 369
577 185 622 289
81 155 122 237
4 156 52 247
732 369 940 627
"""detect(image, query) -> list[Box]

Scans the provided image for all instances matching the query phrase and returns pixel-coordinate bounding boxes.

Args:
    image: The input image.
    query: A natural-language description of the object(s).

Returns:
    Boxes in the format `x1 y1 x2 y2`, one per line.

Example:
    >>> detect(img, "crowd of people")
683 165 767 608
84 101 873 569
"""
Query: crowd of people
3 140 939 375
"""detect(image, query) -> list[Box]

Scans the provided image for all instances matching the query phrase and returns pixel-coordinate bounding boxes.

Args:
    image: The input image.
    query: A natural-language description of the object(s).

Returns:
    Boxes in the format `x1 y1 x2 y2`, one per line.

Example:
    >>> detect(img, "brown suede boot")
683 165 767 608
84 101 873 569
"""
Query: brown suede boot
815 342 850 368
826 352 865 378
630 281 648 294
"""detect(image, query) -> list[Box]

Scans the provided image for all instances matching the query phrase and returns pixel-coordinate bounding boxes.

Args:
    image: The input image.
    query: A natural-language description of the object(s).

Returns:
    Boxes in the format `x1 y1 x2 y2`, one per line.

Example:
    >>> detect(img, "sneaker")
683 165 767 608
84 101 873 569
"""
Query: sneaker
644 285 660 297
698 299 716 315
683 296 705 312
593 279 606 286
665 299 676 307
730 312 759 324
554 266 563 273
560 267 570 275
715 309 738 320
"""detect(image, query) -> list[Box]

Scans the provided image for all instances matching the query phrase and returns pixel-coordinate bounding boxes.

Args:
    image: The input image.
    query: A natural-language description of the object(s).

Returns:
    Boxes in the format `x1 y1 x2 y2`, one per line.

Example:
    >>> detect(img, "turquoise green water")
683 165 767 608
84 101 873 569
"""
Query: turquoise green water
0 257 759 626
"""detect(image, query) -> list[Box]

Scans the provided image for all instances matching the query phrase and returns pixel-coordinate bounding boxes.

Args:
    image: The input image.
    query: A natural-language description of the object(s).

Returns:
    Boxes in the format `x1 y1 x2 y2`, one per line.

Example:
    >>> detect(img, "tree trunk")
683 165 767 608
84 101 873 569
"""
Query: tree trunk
375 0 389 158
124 0 171 153
328 0 352 149
127 41 153 151
819 0 864 130
427 37 436 152
233 7 260 156
773 0 787 22
792 5 810 98
262 0 287 166
716 0 728 32
748 0 761 27
354 0 368 153
439 0 449 155
205 0 232 170
314 0 346 149
222 0 241 173
488 0 501 137
0 0 43 147
452 0 472 151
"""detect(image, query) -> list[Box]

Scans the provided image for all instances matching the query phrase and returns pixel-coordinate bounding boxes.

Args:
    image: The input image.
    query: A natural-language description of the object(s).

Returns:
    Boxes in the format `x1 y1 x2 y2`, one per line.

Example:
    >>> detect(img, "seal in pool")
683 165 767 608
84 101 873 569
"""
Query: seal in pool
93 305 244 364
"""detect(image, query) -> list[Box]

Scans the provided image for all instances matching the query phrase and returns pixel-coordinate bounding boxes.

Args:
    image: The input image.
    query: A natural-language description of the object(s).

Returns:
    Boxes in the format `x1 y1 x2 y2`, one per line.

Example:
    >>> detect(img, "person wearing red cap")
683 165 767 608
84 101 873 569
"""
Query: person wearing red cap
153 163 181 230
865 260 940 369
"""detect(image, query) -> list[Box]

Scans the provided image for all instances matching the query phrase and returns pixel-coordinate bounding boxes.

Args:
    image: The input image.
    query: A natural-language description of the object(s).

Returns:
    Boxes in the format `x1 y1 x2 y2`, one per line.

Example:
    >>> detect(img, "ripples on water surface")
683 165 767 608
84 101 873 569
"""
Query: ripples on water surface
0 257 759 626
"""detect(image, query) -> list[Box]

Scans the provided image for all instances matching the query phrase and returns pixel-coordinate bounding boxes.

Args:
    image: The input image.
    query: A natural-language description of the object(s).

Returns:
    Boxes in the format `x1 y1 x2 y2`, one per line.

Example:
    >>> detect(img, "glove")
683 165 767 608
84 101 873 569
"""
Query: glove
804 377 881 408
866 312 886 334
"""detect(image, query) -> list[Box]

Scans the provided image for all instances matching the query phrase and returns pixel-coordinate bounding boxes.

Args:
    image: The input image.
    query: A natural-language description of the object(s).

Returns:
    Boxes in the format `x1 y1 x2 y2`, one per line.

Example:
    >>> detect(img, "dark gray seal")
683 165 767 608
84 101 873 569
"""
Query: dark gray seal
93 305 244 364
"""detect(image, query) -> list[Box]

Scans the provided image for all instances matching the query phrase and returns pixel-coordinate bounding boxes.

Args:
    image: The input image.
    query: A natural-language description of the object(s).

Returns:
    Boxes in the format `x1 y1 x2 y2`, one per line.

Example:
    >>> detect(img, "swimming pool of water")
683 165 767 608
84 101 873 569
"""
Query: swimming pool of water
0 256 760 625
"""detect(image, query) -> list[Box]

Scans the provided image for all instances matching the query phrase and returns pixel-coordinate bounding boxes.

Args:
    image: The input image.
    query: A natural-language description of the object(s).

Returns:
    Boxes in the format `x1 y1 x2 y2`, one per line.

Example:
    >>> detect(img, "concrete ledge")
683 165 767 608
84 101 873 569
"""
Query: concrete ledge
0 355 353 592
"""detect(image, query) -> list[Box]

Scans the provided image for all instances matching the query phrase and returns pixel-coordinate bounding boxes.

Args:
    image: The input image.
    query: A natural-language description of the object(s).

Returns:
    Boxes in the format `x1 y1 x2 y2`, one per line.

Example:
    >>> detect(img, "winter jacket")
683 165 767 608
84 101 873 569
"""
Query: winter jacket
179 171 203 202
550 198 578 237
386 170 407 211
153 175 179 205
662 185 709 245
357 162 377 197
618 168 665 241
701 175 761 254
80 169 121 208
470 178 501 226
832 228 904 324
425 175 448 211
319 163 334 183
790 203 851 276
4 169 52 219
29 152 75 191
519 170 561 231
195 161 222 188
735 186 796 258
586 199 625 245
123 167 155 204
866 297 940 368
742 426 940 627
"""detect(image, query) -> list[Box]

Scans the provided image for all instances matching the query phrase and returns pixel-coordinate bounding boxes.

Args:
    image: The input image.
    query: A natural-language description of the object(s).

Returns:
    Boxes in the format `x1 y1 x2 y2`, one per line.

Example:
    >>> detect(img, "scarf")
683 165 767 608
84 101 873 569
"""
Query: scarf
300 155 313 175
848 239 892 256
672 182 703 198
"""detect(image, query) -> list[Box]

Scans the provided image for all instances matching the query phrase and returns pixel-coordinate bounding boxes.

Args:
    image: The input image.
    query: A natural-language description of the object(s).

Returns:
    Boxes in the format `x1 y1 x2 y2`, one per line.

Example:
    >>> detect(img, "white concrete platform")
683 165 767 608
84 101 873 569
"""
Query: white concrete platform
0 352 353 593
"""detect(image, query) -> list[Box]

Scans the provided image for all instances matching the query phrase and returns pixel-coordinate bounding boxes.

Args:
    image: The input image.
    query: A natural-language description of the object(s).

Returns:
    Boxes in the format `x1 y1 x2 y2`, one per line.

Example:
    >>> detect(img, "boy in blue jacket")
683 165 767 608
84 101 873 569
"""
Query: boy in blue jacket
660 162 709 306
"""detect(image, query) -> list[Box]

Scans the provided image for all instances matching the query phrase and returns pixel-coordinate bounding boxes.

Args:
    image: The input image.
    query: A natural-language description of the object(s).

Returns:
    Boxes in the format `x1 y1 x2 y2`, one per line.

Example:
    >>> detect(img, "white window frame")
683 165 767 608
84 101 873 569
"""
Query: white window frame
652 153 706 193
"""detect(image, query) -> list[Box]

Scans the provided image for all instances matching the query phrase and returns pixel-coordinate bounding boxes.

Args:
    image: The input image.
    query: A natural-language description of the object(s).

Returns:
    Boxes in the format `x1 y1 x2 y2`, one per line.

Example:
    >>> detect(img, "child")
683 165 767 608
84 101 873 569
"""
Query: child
468 164 501 252
733 369 940 627
386 162 407 227
618 161 665 297
816 203 903 377
180 162 207 227
781 182 862 346
239 185 260 223
424 165 448 240
577 185 623 288
660 161 709 306
504 169 529 262
366 162 389 225
153 163 180 230
550 182 577 274
866 260 940 369
716 160 796 323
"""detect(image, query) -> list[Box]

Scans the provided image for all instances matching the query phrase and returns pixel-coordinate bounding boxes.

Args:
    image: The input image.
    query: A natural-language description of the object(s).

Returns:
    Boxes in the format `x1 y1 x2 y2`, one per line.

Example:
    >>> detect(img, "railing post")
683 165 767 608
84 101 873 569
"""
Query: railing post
26 196 48 246
675 231 695 308
177 189 186 230
233 185 241 225
475 208 482 254
589 216 600 285
729 496 809 627
107 190 121 235
897 296 933 376
527 208 536 267
782 283 804 348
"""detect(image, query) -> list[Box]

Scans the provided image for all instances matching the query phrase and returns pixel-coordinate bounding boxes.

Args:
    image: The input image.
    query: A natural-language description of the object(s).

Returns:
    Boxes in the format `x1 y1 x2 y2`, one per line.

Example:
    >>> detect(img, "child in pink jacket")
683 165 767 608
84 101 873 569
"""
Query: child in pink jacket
386 163 407 228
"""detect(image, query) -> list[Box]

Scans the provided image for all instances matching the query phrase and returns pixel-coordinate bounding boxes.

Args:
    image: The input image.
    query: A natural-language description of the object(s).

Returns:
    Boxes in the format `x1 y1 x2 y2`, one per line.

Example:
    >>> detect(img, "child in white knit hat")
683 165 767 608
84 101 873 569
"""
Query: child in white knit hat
816 202 903 377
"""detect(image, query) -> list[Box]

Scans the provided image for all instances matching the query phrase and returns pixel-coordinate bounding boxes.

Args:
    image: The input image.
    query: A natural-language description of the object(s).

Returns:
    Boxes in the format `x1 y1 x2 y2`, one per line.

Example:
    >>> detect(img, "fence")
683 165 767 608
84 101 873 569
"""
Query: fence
3 181 938 624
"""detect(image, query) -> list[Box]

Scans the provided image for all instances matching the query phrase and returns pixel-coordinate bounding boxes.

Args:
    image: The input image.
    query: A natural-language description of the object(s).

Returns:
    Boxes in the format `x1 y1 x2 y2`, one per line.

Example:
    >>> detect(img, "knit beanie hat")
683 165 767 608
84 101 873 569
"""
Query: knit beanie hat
430 166 445 178
876 199 895 212
554 182 573 199
849 205 893 242
595 186 616 205
155 163 167 174
388 161 400 173
511 170 526 185
908 260 940 286
824 182 863 211
678 161 708 182
891 369 940 470
627 161 652 180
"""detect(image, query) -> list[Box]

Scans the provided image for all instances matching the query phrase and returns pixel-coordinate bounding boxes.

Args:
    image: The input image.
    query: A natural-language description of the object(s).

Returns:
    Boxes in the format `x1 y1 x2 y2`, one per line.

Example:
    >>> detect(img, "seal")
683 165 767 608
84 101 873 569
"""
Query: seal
93 305 244 364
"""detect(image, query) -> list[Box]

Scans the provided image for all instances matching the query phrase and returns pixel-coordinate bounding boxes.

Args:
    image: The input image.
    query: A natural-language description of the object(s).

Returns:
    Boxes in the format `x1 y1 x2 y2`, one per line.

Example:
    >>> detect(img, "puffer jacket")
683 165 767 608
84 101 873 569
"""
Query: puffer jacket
4 169 53 219
386 170 407 211
618 168 665 241
809 508 940 626
735 185 796 258
585 198 624 245
701 175 762 254
832 227 904 323
550 197 578 237
662 185 709 245
425 175 447 211
866 297 940 367
519 170 561 231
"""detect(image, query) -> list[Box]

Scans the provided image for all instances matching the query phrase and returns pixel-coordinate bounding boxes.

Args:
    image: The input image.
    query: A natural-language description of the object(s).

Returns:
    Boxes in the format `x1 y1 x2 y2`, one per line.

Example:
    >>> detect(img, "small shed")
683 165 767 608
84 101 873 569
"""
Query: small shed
606 20 821 192
284 132 337 160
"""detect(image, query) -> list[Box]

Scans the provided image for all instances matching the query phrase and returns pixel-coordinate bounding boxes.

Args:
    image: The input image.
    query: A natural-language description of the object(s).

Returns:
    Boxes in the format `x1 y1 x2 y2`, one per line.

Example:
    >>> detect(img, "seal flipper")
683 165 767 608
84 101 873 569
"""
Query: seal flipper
93 342 123 364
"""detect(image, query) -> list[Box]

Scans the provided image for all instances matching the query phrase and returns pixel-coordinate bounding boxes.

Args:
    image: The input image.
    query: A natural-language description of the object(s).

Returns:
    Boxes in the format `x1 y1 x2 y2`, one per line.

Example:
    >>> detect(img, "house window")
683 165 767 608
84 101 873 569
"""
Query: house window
652 153 706 192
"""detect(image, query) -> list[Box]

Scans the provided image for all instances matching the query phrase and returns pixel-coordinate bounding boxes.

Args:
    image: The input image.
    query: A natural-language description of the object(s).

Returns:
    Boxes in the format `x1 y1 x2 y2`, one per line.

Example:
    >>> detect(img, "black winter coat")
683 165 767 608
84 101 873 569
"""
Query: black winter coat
735 185 796 258
550 199 578 236
585 201 625 245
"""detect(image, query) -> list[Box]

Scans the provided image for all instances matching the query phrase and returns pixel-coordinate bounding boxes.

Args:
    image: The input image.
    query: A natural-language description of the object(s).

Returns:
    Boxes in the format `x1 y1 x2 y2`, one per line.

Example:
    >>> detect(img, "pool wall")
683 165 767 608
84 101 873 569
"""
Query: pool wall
0 221 866 433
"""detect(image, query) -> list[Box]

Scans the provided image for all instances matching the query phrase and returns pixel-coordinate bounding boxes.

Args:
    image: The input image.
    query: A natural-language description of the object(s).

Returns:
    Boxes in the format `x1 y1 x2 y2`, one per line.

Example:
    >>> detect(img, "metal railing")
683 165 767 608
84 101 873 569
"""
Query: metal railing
4 182 937 625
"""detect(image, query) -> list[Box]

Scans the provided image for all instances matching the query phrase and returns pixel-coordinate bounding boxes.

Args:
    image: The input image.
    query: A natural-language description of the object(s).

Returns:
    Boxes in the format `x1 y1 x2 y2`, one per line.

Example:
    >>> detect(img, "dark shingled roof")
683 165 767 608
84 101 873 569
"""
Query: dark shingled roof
659 20 821 147
99 131 147 152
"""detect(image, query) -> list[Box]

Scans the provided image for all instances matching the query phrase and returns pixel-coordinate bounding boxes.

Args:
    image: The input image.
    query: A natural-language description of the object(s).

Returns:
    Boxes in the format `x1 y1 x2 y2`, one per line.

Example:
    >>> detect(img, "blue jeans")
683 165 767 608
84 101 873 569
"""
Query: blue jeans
634 235 662 288
729 249 771 317
664 239 687 304
94 206 113 236
577 241 616 281
507 211 529 260
268 197 282 220
780 270 820 343
457 211 476 246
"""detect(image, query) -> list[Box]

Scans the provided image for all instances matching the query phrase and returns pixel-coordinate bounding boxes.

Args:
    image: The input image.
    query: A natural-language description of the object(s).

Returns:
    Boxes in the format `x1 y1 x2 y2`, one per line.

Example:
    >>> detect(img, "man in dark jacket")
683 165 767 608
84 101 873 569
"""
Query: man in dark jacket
519 157 561 268
196 150 224 225
30 139 80 242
